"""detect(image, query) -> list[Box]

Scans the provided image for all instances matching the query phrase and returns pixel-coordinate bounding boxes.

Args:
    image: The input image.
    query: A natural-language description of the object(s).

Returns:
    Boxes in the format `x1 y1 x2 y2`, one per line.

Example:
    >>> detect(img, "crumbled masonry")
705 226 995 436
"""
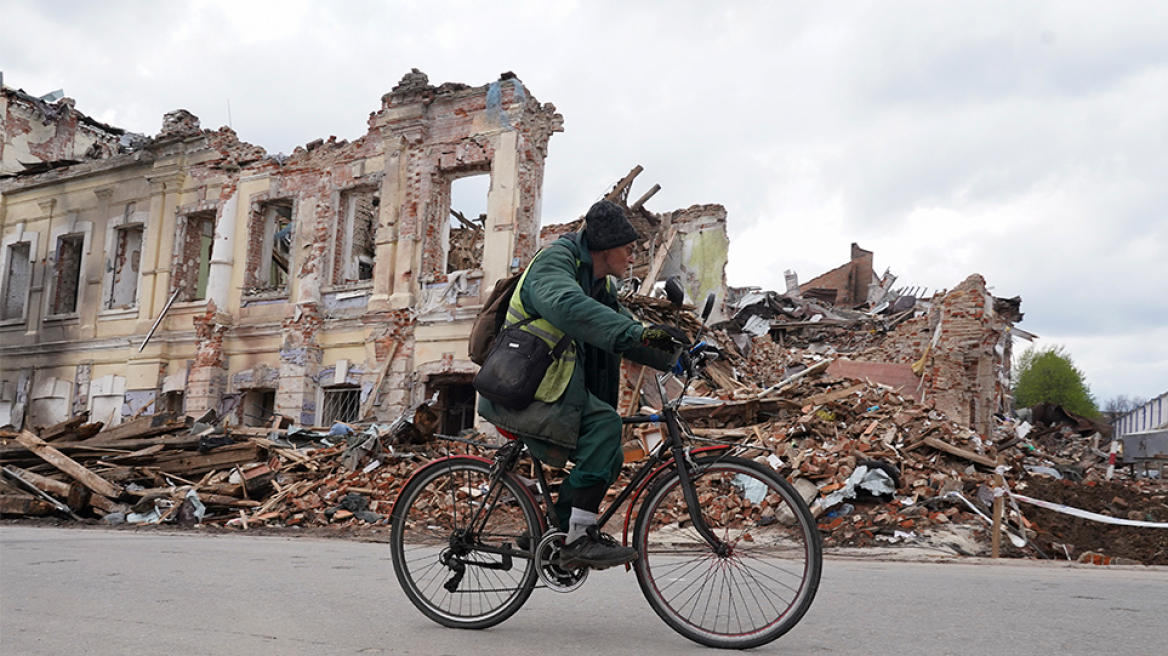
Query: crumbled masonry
3 74 1163 566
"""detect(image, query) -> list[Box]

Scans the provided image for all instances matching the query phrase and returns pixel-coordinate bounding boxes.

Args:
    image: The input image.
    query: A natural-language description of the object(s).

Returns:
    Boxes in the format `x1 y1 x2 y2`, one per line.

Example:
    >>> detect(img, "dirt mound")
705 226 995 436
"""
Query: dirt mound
1018 477 1168 566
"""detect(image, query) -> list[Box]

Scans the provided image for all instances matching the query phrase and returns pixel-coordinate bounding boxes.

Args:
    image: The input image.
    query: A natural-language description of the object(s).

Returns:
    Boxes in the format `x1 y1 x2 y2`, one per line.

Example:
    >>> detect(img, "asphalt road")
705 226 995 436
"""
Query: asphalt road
1 525 1165 655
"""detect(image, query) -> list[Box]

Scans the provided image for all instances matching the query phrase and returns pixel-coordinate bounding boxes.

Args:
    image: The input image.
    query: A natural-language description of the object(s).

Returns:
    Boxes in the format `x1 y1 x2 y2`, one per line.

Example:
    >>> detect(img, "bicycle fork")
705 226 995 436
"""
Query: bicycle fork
668 437 731 558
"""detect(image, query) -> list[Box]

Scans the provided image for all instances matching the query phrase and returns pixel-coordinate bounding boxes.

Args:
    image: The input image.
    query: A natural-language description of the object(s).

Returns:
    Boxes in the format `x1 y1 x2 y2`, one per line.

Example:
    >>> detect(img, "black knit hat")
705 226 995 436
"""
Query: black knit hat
583 200 640 251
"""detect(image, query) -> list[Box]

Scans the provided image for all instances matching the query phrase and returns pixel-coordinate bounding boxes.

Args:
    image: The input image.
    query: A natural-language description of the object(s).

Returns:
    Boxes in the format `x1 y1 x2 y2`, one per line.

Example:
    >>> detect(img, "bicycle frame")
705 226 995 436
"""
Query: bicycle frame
603 368 735 556
508 363 739 561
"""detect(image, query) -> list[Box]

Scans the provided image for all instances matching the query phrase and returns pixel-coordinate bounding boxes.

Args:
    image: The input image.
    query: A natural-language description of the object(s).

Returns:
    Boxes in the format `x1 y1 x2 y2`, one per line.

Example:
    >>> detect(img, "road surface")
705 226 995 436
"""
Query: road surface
1 525 1165 655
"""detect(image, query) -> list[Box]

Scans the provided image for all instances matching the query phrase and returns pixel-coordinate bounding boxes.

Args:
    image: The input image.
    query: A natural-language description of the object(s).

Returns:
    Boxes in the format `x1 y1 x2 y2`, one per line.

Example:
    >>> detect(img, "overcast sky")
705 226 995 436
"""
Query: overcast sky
3 0 1165 404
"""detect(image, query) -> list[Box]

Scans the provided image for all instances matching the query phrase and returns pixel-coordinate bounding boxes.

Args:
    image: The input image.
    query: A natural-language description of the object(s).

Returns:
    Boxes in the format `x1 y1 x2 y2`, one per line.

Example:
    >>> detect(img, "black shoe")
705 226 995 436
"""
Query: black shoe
559 526 638 570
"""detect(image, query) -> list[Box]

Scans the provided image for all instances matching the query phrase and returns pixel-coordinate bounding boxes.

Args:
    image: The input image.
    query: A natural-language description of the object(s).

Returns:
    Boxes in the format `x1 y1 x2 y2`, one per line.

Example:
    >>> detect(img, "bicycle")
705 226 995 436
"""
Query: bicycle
390 282 822 649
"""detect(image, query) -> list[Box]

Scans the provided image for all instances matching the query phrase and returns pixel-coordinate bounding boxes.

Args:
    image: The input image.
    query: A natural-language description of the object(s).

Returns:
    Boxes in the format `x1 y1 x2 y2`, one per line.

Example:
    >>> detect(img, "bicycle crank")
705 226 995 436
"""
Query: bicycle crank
534 530 588 592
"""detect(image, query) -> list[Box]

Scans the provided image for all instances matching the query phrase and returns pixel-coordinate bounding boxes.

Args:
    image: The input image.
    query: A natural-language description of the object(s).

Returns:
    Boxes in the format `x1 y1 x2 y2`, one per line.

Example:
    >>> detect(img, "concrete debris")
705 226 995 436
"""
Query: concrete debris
3 320 1165 566
2 76 1162 568
612 290 1166 566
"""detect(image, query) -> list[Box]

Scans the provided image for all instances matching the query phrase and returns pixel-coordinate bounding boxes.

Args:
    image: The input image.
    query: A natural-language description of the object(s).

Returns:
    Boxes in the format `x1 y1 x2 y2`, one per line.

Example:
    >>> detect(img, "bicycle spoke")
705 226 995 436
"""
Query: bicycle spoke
391 458 539 629
634 457 821 648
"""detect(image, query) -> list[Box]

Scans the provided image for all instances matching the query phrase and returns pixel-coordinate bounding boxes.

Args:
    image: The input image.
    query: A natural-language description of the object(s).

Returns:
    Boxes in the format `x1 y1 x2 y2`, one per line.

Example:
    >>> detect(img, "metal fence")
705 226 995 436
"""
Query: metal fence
1115 392 1168 437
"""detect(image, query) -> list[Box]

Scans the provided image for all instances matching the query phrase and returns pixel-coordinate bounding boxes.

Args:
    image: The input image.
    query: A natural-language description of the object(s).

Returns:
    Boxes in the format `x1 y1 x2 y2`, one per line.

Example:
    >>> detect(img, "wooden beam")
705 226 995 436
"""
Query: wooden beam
759 359 833 398
921 436 998 469
89 412 185 443
144 443 262 478
0 495 56 516
2 466 78 517
689 427 753 439
360 341 399 419
805 383 866 407
637 226 678 295
3 465 70 497
14 431 122 499
82 433 199 453
604 165 644 203
0 433 200 460
630 184 661 211
37 412 90 441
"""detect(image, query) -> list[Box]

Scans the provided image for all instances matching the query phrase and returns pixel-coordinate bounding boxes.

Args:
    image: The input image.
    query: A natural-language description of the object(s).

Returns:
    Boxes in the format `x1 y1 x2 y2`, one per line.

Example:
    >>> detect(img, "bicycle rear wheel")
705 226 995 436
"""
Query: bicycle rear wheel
390 456 541 629
632 456 822 649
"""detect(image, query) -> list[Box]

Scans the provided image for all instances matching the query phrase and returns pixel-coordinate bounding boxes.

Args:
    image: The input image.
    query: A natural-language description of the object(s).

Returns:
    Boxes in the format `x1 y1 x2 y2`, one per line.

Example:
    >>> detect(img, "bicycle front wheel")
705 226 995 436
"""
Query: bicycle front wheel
390 456 541 629
632 456 822 649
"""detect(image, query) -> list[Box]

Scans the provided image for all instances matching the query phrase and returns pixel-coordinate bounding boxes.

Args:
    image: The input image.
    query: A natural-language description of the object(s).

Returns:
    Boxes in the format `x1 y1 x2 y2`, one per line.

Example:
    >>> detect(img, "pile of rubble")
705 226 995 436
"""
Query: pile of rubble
3 297 1165 566
621 328 1166 565
0 410 447 529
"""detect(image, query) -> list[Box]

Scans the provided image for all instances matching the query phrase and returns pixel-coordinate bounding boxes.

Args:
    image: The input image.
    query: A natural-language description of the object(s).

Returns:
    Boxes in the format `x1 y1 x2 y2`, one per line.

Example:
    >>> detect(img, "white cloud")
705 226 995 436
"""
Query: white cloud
2 0 1165 402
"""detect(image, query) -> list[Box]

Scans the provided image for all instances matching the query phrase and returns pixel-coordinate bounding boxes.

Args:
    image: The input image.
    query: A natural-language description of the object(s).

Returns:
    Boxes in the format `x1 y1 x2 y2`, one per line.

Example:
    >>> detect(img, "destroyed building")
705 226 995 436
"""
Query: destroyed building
2 68 1024 447
1 84 127 176
539 165 730 322
726 246 1026 435
1 71 565 434
1 72 734 437
16 74 1163 569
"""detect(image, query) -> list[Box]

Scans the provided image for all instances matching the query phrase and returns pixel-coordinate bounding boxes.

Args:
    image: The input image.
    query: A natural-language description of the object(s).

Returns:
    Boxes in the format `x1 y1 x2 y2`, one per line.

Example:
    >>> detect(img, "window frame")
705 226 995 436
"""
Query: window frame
0 231 39 326
244 197 295 298
44 218 93 321
102 202 147 313
173 210 217 302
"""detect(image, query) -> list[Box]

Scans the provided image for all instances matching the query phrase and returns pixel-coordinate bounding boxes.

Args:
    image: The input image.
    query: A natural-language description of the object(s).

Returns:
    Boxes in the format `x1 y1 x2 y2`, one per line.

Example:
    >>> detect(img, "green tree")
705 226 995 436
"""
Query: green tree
1012 345 1099 417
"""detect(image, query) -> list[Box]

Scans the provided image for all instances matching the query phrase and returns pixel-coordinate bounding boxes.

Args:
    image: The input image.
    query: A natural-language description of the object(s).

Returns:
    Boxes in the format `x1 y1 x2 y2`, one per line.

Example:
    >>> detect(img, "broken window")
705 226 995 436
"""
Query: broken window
247 200 293 293
446 175 488 273
427 375 478 435
320 385 360 426
241 389 276 427
50 234 85 315
158 390 185 415
335 189 378 284
175 211 215 301
2 241 32 321
107 225 143 309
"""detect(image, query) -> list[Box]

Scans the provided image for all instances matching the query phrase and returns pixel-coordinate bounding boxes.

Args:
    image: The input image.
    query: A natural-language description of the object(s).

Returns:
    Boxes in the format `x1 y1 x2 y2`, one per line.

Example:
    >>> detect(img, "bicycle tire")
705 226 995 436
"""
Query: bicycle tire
390 456 541 629
632 455 822 649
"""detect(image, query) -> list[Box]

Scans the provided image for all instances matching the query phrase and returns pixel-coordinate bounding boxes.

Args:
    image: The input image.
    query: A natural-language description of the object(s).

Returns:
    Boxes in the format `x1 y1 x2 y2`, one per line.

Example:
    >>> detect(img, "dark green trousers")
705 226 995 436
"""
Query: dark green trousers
550 391 624 530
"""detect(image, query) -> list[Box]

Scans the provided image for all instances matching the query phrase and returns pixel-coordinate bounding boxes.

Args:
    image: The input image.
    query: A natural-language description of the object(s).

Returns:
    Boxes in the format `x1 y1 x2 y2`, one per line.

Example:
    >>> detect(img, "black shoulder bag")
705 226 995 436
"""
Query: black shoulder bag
473 318 572 410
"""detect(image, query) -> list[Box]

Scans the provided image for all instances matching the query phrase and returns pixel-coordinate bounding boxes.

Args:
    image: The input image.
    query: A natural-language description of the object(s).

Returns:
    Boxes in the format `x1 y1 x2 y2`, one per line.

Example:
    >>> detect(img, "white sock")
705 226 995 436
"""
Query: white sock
566 508 598 543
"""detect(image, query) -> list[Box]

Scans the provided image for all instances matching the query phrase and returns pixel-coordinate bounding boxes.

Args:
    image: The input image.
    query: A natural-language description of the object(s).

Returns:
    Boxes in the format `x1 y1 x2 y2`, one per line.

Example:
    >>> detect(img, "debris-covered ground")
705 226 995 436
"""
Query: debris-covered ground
2 292 1165 567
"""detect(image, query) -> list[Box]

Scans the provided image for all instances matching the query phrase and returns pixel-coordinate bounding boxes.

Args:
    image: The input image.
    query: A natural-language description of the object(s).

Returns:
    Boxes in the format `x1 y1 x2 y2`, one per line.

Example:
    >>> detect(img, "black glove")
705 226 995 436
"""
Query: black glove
641 324 688 352
672 351 693 376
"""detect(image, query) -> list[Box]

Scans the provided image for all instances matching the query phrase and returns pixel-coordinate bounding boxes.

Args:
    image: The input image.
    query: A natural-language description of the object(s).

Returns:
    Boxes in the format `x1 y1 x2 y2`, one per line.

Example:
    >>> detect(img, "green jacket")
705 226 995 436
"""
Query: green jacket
477 233 675 461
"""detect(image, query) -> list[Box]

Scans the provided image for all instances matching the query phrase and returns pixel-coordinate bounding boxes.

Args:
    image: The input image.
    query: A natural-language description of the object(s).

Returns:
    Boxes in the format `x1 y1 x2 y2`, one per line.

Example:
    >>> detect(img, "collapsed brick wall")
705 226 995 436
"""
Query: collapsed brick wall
367 309 417 414
799 243 874 307
855 273 1013 435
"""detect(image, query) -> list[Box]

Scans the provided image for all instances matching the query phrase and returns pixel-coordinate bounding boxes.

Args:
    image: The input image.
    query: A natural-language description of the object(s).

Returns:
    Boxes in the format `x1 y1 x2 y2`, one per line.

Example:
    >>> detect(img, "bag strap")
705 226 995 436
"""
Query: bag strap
506 241 576 360
506 316 572 359
551 333 572 359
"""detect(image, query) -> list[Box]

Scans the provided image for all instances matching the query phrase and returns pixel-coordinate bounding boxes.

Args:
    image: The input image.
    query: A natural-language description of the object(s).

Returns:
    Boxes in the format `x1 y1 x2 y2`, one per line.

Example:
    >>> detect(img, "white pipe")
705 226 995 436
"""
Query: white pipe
206 189 238 308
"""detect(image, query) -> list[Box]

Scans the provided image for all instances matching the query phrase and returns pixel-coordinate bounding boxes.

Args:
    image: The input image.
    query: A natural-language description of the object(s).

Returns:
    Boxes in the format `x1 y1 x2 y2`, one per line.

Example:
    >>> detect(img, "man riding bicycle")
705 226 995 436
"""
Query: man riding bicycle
478 200 685 570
